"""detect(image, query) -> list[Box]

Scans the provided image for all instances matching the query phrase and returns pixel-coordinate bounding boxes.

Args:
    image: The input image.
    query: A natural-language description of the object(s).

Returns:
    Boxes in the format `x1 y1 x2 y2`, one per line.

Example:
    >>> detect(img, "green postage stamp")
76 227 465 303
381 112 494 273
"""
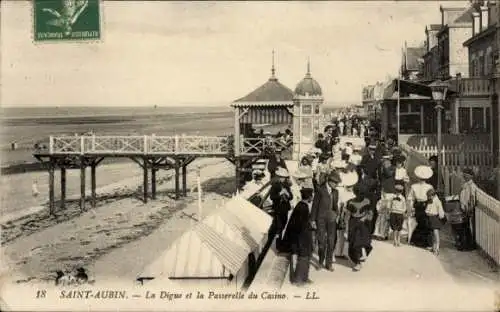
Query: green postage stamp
33 0 101 42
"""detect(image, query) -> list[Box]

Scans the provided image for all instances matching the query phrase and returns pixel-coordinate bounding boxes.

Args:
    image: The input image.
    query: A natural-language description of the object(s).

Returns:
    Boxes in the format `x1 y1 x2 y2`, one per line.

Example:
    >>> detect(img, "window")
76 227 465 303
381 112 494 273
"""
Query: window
301 117 313 143
314 104 320 114
486 107 491 132
409 102 420 113
472 107 484 132
478 56 484 76
302 104 312 115
486 49 493 76
459 107 471 133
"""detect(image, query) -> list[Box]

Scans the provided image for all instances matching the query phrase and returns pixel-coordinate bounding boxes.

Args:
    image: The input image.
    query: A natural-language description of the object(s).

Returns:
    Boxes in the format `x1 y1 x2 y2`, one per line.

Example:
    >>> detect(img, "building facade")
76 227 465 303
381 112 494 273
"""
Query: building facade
437 6 474 79
460 0 497 137
401 42 426 81
423 24 442 81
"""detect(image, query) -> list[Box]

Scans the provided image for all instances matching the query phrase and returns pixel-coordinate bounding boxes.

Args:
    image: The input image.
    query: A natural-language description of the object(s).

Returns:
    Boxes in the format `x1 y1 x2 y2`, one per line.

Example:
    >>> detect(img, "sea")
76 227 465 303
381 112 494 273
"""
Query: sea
0 105 341 167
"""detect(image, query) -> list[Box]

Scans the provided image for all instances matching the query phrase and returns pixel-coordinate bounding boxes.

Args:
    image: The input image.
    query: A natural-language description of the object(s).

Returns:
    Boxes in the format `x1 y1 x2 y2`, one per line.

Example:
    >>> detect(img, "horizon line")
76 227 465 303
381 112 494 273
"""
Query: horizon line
1 102 359 109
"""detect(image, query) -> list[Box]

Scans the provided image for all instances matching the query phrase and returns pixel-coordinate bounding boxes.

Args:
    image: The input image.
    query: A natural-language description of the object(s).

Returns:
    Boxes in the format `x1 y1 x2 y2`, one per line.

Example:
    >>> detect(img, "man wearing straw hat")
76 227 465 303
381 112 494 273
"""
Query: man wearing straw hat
310 171 341 271
459 168 477 250
269 167 293 248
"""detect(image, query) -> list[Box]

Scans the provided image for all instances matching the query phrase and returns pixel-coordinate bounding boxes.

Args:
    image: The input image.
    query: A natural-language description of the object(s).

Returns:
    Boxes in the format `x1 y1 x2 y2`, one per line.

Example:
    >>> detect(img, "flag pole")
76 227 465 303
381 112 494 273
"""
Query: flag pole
197 165 202 222
397 68 401 142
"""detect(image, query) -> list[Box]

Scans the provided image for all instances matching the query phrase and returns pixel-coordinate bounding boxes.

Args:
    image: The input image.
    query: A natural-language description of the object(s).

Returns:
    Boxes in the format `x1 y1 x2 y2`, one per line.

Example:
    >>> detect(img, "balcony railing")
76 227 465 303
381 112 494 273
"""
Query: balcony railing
458 77 491 97
239 137 292 156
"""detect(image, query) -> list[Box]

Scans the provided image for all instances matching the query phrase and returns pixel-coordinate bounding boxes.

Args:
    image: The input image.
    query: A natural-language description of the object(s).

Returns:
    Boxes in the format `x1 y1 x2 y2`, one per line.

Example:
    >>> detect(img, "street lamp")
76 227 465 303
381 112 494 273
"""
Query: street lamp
429 79 449 194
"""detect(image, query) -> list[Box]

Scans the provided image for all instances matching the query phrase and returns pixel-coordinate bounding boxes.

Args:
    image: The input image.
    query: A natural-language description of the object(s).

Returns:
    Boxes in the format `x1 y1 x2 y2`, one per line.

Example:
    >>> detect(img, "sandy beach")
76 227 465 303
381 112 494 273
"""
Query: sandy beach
0 158 237 284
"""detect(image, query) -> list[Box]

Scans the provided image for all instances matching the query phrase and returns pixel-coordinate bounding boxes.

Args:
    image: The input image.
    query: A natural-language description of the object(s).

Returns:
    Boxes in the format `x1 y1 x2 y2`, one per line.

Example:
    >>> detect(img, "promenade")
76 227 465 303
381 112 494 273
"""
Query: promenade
271 137 499 310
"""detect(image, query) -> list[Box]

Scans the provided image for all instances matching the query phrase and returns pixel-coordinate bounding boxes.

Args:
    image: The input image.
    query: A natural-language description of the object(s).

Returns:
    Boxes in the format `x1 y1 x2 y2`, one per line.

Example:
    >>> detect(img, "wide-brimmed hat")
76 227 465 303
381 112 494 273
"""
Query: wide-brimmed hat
292 167 313 179
310 147 322 154
394 183 405 191
327 171 341 183
382 151 393 160
342 172 359 187
414 165 433 180
252 169 264 176
349 154 362 166
462 168 474 177
275 167 289 178
301 179 314 190
332 159 347 169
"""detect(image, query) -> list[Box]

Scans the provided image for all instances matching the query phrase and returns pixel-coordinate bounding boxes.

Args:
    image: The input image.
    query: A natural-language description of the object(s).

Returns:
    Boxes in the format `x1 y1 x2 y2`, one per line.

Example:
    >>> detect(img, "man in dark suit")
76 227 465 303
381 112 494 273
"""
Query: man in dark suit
310 171 341 271
268 167 293 249
360 143 380 181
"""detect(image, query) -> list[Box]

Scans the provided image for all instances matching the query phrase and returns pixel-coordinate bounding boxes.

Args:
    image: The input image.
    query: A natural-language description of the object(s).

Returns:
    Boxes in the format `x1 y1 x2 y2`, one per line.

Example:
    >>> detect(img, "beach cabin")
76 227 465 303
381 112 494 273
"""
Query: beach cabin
138 196 272 290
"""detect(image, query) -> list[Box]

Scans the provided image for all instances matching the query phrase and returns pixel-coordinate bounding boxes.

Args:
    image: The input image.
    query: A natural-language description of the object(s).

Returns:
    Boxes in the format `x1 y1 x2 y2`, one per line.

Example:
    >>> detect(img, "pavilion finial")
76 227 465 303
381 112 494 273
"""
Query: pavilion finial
271 49 276 78
307 57 310 74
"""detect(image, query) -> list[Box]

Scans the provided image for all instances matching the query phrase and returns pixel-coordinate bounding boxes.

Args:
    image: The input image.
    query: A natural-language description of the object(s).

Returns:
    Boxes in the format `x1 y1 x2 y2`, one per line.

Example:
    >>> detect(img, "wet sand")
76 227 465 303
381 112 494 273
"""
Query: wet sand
0 159 236 284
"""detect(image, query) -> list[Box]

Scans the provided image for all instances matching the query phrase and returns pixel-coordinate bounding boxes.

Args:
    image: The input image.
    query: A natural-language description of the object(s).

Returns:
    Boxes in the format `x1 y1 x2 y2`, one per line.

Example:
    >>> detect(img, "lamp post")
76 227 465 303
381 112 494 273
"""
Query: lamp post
430 79 449 194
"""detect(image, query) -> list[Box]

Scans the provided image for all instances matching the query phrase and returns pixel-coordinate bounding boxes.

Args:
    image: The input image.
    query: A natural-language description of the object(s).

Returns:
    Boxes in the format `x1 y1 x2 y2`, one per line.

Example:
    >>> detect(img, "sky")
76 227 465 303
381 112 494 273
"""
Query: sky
1 0 469 107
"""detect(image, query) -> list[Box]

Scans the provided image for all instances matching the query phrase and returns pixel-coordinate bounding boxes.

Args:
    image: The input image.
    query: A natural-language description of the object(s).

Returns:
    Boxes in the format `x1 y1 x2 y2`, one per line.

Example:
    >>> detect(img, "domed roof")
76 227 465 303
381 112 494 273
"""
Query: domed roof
294 61 322 96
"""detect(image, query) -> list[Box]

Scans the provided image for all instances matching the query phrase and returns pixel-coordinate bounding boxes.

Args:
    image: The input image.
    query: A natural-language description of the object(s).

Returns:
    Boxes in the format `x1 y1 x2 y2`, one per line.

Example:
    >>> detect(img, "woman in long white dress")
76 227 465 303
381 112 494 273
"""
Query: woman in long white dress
335 172 357 258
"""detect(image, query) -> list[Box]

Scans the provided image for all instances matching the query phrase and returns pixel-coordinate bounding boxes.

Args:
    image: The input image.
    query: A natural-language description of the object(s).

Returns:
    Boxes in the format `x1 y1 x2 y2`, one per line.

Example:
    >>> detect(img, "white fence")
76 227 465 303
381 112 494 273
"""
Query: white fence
402 144 500 266
413 143 492 168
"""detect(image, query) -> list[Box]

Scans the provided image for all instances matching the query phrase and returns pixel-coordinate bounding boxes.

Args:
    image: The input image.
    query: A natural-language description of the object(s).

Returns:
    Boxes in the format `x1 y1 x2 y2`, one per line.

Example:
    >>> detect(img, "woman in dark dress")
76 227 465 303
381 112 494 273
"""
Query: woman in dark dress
283 188 315 286
268 149 288 179
408 166 434 248
345 184 373 271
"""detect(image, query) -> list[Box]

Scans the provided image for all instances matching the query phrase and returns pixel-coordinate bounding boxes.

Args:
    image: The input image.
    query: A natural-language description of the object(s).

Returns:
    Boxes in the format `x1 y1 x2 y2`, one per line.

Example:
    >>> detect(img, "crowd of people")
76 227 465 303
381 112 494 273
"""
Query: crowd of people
331 112 370 138
245 123 478 287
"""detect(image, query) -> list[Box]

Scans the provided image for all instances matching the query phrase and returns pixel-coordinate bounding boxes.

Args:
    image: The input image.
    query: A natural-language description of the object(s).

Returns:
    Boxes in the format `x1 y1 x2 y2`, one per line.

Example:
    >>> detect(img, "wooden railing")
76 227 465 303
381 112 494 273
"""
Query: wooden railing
458 77 491 97
41 135 291 156
443 168 500 266
404 143 500 266
239 137 292 156
412 143 493 168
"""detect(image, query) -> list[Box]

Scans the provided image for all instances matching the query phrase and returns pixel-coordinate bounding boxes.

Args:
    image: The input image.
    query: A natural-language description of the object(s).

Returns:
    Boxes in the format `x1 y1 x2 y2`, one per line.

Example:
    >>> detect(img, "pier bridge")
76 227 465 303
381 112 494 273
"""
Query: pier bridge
33 134 292 213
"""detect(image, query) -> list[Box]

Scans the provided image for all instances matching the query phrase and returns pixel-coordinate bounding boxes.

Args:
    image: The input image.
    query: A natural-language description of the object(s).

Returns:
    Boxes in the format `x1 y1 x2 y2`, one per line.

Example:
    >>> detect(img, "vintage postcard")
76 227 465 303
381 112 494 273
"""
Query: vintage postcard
1 0 499 311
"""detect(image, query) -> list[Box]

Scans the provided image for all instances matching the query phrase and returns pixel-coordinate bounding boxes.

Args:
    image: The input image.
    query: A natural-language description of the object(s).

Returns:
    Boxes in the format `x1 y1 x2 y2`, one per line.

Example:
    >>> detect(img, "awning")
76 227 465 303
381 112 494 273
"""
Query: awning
383 79 457 100
240 106 292 124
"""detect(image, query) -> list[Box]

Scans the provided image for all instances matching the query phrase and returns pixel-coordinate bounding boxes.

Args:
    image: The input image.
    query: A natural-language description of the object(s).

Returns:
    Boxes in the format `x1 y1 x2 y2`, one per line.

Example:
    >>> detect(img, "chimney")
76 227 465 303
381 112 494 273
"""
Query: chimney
473 11 481 35
480 5 489 30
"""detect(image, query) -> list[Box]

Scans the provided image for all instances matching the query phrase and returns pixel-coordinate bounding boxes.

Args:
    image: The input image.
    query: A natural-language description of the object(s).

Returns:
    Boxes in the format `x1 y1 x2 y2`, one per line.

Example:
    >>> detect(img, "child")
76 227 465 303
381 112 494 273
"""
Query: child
393 155 410 187
425 188 445 255
389 183 407 247
32 180 39 197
